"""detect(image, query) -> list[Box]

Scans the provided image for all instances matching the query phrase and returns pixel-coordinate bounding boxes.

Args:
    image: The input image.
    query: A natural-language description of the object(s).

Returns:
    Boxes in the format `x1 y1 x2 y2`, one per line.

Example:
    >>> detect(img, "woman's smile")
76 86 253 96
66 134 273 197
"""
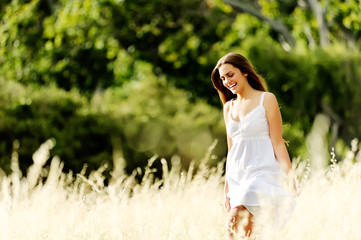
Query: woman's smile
227 82 237 90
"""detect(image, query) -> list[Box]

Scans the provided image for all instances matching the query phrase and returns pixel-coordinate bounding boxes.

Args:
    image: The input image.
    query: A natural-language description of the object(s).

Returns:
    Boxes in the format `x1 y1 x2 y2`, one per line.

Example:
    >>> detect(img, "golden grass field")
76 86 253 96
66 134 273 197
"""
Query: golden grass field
1 139 361 240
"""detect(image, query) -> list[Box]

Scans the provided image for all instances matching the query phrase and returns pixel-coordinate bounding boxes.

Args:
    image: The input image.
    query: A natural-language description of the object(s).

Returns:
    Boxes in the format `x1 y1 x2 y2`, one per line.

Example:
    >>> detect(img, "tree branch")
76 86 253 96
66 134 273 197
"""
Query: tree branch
224 0 295 47
306 0 330 47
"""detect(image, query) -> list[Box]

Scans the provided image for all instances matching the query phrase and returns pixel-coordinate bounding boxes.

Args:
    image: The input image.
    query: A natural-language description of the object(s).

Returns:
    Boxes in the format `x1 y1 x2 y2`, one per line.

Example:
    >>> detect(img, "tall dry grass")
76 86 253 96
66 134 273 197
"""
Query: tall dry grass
0 139 361 239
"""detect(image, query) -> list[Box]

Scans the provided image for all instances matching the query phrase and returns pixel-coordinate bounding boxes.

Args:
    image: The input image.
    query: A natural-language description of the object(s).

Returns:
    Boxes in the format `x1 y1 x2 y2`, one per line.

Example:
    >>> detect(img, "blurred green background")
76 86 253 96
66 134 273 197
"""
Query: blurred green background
0 0 360 178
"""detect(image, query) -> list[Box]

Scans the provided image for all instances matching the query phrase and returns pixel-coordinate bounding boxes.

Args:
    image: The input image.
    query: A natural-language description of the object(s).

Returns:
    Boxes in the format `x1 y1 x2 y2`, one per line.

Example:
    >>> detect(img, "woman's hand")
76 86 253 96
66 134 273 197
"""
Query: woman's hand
225 196 231 213
224 178 231 212
288 173 300 196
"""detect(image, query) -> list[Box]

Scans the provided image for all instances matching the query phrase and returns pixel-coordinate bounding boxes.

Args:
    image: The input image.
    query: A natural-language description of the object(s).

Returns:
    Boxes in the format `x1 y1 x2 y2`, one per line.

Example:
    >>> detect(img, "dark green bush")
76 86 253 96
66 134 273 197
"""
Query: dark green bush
0 80 113 174
0 62 226 176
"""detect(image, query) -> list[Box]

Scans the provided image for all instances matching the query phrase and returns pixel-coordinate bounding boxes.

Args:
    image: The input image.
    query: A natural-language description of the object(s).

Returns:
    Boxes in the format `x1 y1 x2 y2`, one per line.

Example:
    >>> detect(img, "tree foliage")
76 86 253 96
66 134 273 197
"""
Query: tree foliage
0 0 361 175
221 0 361 49
0 61 225 176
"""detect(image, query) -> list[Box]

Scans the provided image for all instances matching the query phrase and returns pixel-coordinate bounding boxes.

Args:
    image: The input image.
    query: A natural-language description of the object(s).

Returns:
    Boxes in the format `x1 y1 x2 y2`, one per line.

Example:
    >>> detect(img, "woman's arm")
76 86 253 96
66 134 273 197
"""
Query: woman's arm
223 101 233 154
223 101 232 212
264 93 298 193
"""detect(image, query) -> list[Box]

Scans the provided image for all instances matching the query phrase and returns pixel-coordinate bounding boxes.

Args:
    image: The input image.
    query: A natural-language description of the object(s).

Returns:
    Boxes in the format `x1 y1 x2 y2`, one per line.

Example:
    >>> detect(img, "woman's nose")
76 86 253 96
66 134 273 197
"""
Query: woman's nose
223 77 230 84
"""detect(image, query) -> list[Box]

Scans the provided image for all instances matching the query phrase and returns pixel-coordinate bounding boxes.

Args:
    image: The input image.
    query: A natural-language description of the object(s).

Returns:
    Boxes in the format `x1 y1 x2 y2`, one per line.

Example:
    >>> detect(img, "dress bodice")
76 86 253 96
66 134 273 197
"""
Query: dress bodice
226 94 269 142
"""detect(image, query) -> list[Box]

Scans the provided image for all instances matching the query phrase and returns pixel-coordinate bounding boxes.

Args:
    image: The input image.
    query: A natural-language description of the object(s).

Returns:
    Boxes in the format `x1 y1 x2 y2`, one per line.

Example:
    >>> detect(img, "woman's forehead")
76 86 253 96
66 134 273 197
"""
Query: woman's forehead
219 63 237 76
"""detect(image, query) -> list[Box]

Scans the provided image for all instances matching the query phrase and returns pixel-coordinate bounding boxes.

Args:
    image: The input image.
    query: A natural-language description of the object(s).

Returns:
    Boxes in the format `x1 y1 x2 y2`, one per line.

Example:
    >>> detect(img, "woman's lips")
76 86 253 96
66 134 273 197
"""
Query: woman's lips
228 82 237 90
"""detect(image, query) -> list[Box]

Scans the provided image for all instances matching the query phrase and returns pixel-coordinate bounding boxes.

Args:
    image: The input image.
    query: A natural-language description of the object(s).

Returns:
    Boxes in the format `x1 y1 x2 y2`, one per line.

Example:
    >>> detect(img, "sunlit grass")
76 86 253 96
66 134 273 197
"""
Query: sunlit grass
0 139 361 239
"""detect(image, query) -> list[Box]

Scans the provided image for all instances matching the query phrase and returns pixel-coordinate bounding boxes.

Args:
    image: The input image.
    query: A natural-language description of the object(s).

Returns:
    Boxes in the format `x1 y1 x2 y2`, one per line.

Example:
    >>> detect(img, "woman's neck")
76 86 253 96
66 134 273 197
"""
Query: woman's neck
235 85 257 102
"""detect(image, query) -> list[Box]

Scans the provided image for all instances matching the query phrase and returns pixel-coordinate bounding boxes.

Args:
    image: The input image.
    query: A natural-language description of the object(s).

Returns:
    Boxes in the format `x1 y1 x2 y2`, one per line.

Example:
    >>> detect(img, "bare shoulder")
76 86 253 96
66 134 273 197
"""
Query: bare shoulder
263 92 278 103
225 100 232 110
263 92 279 113
223 100 232 122
223 100 231 114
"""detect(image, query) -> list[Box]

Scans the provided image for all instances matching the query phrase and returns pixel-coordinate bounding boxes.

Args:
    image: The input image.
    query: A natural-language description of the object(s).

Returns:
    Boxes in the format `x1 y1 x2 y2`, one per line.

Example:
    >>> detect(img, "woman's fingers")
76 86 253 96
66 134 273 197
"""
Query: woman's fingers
225 197 231 212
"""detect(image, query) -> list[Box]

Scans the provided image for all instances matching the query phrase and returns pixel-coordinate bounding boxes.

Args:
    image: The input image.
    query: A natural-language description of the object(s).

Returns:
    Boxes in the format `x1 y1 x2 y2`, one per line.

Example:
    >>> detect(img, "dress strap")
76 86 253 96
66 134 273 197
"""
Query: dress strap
228 99 234 118
259 92 266 106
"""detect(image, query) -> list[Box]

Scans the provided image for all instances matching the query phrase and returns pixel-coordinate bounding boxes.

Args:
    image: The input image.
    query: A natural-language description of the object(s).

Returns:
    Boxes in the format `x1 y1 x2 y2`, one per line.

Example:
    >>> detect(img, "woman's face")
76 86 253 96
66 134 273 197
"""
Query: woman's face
218 63 248 94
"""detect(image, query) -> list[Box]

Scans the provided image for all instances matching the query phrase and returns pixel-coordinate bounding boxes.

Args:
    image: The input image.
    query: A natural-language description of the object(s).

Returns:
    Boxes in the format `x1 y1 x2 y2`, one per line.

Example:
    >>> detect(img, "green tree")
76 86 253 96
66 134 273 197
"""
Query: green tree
1 0 361 175
219 0 361 49
0 0 232 100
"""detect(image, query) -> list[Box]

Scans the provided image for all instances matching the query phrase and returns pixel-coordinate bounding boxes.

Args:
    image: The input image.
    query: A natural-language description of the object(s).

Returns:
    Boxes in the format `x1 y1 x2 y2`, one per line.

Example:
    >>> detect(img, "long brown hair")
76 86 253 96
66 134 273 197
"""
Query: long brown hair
211 53 268 105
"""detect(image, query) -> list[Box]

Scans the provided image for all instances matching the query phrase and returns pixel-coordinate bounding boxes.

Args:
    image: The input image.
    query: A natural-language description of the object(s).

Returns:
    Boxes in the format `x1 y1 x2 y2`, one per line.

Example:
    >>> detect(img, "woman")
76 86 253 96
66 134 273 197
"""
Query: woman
211 53 297 238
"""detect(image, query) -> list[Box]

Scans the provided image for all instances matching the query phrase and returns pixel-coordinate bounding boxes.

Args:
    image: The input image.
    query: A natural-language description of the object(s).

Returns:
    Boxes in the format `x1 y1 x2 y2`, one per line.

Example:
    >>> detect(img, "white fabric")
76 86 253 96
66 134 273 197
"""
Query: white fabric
226 92 294 218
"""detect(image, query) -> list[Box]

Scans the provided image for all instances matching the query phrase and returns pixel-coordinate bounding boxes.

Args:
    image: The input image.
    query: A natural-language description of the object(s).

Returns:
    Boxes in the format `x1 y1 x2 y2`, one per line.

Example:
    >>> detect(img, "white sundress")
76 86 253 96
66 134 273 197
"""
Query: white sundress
226 92 294 220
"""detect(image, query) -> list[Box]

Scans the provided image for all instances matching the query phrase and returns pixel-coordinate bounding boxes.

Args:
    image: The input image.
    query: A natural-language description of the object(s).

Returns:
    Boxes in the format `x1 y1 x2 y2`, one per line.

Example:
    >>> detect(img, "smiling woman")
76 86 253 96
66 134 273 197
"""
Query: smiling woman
211 53 298 239
211 53 267 105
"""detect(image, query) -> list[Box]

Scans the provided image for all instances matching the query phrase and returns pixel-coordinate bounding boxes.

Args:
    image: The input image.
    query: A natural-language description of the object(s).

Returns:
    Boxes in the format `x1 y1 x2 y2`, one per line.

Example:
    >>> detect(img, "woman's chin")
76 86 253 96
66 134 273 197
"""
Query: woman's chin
230 89 238 94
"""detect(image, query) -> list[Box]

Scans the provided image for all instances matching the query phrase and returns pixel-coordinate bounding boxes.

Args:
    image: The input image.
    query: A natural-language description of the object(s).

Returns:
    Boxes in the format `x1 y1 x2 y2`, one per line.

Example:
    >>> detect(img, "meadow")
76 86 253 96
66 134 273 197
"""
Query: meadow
0 139 360 240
